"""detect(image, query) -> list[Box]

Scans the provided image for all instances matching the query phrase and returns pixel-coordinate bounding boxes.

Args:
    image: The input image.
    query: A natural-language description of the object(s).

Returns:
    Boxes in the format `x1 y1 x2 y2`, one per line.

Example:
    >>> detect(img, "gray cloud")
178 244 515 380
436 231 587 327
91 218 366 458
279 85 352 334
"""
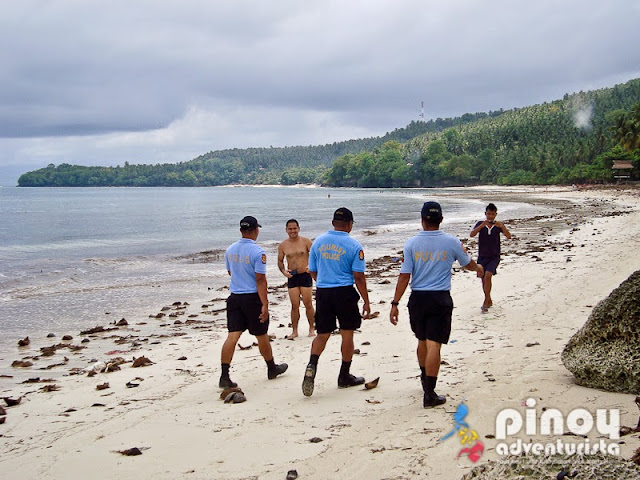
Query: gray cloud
1 0 639 184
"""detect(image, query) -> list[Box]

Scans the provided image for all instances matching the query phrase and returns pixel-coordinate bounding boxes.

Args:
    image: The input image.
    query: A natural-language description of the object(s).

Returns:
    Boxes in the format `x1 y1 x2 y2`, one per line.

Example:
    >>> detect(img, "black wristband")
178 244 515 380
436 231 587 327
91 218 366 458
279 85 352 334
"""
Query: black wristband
391 300 399 306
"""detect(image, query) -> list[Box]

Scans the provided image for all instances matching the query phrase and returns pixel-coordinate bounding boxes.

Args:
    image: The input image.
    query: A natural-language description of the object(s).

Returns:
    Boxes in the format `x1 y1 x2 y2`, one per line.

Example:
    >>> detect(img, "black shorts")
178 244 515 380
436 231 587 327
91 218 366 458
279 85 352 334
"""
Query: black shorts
315 286 362 334
478 256 500 275
408 291 453 344
287 271 313 289
226 293 269 336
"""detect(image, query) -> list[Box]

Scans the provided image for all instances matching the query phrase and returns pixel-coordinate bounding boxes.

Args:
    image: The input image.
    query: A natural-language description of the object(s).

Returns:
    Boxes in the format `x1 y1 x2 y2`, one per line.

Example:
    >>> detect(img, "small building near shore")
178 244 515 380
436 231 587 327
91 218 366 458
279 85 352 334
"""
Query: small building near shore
612 159 634 180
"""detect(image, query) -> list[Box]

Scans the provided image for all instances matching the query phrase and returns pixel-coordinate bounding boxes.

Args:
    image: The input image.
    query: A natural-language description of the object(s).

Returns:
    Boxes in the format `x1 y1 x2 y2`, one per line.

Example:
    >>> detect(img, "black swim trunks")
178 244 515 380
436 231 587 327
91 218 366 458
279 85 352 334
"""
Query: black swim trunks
226 292 269 336
407 290 453 344
287 271 313 289
477 256 500 275
314 286 362 334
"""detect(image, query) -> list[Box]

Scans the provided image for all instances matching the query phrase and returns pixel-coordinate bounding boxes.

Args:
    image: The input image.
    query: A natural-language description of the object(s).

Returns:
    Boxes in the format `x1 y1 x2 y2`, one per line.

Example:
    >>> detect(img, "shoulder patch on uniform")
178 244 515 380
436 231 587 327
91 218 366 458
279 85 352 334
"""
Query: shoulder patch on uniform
359 250 365 260
261 253 267 264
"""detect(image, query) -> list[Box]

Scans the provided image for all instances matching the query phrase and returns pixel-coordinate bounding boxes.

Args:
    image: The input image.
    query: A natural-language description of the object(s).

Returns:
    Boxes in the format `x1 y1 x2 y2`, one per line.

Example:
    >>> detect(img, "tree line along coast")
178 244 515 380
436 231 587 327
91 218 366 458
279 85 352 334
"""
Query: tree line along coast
17 78 640 188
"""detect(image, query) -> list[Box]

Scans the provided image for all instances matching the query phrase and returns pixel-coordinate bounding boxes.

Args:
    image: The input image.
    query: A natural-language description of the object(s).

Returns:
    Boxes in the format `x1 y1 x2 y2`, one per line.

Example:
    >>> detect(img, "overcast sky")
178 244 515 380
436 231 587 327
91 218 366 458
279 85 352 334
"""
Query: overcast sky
1 0 639 184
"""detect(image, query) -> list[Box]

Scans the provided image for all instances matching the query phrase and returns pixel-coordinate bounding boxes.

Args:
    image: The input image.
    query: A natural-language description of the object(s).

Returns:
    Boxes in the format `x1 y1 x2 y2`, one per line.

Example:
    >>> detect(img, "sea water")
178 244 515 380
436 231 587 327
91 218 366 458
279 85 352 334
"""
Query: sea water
0 186 549 356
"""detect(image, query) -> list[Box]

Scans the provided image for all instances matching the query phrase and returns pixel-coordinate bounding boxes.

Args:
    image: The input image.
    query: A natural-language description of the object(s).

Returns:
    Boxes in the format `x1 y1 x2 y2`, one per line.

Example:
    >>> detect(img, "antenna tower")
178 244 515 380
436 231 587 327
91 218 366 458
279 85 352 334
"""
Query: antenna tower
419 101 425 122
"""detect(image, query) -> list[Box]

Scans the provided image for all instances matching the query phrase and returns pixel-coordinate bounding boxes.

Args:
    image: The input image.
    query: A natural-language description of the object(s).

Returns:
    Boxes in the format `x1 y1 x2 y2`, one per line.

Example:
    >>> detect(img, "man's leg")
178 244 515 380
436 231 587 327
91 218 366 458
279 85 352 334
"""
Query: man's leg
287 287 302 339
338 329 365 388
417 340 427 390
422 339 446 407
255 333 274 361
220 331 243 388
310 333 330 356
300 286 316 336
255 333 288 379
482 271 493 309
302 333 330 396
424 339 442 377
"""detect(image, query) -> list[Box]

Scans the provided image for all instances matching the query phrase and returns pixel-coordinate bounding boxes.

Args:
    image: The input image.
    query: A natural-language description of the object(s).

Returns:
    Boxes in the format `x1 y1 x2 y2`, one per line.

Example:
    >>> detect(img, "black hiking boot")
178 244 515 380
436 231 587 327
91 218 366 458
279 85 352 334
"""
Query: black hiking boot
338 373 365 388
302 363 316 397
267 362 288 380
219 376 237 389
423 390 446 408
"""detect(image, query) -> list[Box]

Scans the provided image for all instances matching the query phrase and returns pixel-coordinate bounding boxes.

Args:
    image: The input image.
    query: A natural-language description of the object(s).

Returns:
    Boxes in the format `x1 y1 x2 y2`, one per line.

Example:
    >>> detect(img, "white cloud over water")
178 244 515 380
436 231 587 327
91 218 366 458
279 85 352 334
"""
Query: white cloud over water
1 0 639 184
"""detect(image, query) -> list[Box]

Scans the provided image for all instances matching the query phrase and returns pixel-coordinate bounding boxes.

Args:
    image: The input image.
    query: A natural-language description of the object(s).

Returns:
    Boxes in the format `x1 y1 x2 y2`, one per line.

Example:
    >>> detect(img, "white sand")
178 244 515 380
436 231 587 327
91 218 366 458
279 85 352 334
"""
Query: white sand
1 186 639 480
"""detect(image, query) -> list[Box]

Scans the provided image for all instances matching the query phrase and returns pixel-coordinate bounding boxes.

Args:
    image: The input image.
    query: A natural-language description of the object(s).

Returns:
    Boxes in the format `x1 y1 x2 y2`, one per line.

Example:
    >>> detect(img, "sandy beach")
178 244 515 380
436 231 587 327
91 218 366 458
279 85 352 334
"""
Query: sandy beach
1 185 639 480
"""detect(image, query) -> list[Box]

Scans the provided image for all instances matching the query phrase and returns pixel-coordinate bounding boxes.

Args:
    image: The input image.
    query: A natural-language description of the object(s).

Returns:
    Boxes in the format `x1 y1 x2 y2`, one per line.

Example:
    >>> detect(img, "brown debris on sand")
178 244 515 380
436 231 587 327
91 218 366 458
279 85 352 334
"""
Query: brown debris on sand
223 391 246 404
220 387 243 400
11 360 33 368
3 397 22 407
22 377 54 384
40 384 60 392
116 447 143 456
364 377 380 390
80 325 118 335
132 356 153 368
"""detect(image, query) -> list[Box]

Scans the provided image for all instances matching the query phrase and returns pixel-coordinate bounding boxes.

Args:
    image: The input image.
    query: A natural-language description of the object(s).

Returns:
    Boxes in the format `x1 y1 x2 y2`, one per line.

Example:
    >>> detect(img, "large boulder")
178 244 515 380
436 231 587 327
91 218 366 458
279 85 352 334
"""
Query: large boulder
461 453 640 479
561 270 640 394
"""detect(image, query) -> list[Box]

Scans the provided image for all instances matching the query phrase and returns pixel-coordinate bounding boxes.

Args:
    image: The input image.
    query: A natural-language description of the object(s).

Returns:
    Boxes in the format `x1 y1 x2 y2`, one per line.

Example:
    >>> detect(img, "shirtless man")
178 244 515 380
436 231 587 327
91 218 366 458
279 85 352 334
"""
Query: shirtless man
278 219 316 338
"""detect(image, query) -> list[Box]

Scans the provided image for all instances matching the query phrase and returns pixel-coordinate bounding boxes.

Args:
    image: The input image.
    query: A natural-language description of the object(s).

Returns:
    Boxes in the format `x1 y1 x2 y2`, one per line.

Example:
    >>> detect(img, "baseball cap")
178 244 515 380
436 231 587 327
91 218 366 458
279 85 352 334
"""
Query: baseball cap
240 215 261 230
421 201 443 220
333 207 354 222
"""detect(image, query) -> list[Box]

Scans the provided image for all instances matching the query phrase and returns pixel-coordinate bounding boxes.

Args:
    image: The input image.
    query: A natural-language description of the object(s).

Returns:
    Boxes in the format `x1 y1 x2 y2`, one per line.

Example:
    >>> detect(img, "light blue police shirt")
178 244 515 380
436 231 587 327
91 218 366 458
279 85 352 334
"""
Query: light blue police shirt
225 238 267 294
309 230 365 288
400 230 471 291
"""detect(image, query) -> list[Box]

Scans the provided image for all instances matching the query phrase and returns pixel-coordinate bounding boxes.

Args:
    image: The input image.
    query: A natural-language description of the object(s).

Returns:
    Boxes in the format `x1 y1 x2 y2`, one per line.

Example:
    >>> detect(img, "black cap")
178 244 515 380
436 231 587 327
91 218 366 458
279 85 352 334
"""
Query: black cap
240 215 261 230
333 207 354 222
421 201 443 221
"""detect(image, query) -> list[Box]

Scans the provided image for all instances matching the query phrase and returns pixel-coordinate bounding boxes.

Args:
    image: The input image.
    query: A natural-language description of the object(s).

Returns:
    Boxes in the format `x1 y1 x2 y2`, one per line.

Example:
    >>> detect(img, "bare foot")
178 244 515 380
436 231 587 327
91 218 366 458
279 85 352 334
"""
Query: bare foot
286 332 298 340
308 330 316 337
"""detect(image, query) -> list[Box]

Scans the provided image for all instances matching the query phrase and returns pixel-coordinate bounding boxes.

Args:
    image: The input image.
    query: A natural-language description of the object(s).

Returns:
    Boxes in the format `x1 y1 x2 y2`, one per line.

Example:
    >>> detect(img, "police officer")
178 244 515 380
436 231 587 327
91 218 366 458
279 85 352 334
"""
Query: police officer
302 207 371 397
389 202 483 407
219 215 288 389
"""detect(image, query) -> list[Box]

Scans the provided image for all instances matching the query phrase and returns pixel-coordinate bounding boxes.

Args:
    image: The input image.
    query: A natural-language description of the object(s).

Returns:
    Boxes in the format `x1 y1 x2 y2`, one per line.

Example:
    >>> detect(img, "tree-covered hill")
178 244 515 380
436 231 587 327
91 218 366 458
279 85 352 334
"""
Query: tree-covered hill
324 78 640 187
16 112 496 187
17 77 640 187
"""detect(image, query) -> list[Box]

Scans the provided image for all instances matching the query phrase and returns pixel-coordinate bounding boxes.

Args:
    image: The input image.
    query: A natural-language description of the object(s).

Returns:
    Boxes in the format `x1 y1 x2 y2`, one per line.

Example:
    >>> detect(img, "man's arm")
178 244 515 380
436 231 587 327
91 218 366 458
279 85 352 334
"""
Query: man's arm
496 221 512 239
389 273 411 325
277 243 292 278
470 221 487 237
353 271 371 319
463 259 484 278
304 237 313 273
256 273 269 322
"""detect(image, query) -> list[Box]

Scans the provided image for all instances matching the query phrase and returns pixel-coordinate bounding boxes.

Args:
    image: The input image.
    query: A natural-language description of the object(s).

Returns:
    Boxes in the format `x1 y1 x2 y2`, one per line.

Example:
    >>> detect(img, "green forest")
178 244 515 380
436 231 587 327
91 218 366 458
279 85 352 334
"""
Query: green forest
17 78 640 187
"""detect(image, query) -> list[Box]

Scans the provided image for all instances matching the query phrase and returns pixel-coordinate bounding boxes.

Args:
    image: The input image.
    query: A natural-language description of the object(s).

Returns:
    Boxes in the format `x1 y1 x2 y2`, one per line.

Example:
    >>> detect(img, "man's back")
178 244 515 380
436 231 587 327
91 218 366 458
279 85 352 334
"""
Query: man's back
226 238 266 294
401 230 470 291
309 230 365 288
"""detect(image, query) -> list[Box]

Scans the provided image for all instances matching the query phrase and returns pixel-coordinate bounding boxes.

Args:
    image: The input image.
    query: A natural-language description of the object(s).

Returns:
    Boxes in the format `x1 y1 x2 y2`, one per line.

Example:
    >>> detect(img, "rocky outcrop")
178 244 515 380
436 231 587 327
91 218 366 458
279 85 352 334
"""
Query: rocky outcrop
561 270 640 394
461 453 640 479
